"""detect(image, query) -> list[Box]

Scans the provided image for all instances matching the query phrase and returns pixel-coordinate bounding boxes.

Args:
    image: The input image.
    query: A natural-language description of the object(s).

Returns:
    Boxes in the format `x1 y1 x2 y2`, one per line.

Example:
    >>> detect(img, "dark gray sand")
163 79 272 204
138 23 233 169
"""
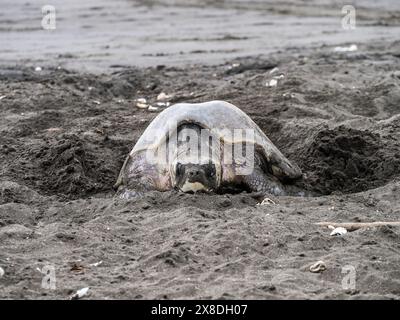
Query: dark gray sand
0 0 400 299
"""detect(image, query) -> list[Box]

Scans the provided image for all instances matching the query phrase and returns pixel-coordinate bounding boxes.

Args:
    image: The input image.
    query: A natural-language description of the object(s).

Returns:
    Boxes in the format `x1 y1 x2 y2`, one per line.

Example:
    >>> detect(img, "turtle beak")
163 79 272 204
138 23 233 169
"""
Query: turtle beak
180 181 208 193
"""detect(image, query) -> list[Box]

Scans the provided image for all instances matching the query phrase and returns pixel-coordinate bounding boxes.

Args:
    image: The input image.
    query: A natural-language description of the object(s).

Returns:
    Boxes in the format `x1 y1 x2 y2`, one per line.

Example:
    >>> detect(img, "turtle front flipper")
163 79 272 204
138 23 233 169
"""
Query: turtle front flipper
114 151 172 200
242 167 287 196
113 154 147 200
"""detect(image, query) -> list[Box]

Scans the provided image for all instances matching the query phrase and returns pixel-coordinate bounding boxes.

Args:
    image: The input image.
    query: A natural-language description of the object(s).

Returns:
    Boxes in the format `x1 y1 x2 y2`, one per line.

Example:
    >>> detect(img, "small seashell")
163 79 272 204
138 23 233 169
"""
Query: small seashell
309 260 326 273
70 287 89 300
333 44 357 52
0 267 4 278
157 92 172 101
330 227 347 236
148 106 159 112
136 102 149 109
156 102 170 108
257 197 276 206
35 66 42 72
267 79 278 87
0 95 6 101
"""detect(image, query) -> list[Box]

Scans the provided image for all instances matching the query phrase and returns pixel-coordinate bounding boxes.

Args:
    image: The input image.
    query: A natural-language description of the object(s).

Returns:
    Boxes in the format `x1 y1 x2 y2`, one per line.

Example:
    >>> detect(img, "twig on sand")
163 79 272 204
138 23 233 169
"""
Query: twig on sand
315 221 400 232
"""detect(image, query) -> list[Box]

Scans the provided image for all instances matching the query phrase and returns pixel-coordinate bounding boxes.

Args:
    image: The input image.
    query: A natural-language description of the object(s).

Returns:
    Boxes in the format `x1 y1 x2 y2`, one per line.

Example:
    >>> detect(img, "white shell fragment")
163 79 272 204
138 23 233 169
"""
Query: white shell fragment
269 67 279 74
136 103 148 109
157 92 172 101
136 98 147 103
330 227 348 236
309 261 326 273
89 261 103 267
148 106 159 112
267 79 278 87
257 197 276 206
333 44 358 52
135 98 149 109
0 95 6 101
0 267 4 278
156 102 170 108
70 287 89 300
34 66 42 72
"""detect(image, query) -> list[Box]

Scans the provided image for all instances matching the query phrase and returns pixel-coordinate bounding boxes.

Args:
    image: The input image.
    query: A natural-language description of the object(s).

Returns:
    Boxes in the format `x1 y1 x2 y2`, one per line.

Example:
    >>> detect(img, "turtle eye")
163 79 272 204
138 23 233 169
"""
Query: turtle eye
206 164 215 177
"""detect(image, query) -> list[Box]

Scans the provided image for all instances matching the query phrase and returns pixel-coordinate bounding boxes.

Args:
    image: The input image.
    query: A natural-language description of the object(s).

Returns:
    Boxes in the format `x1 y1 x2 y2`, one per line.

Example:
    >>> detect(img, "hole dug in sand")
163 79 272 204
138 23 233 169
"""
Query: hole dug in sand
296 126 400 196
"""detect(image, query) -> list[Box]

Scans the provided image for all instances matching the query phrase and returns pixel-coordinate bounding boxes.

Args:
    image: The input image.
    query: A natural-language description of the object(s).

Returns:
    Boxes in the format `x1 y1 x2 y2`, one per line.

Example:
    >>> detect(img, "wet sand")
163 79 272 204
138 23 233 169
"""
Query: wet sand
0 0 400 299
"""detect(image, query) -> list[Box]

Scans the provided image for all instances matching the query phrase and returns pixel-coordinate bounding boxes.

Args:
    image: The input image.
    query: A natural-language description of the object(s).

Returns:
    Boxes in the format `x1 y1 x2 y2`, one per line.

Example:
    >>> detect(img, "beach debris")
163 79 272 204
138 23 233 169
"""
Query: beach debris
0 267 4 278
333 44 358 52
148 106 159 112
266 75 284 87
156 101 170 108
282 92 295 99
330 226 348 236
226 63 241 72
34 66 42 72
70 287 89 300
309 261 326 273
89 261 103 267
269 67 279 74
157 92 172 101
257 197 276 206
267 79 278 87
92 100 101 105
0 95 6 101
45 127 62 134
136 102 148 109
135 98 149 109
315 221 400 232
70 263 85 273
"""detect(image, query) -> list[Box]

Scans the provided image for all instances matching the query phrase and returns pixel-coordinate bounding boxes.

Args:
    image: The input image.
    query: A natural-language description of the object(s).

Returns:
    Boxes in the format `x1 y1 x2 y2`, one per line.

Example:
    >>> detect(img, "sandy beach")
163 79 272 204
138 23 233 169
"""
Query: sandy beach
0 0 400 299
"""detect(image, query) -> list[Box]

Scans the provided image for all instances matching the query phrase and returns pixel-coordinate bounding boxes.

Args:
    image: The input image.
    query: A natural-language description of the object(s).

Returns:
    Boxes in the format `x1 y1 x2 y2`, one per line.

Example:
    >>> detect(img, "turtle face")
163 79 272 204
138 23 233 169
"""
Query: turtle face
174 162 219 193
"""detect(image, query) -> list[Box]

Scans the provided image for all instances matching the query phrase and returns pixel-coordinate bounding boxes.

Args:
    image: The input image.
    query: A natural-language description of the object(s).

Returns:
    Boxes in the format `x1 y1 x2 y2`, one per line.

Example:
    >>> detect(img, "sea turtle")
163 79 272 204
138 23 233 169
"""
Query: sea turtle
114 100 302 198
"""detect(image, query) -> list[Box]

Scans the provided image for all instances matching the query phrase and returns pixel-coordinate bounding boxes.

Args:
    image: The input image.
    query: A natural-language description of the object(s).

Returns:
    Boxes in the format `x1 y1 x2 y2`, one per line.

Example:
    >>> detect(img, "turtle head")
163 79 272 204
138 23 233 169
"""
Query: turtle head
173 162 220 193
